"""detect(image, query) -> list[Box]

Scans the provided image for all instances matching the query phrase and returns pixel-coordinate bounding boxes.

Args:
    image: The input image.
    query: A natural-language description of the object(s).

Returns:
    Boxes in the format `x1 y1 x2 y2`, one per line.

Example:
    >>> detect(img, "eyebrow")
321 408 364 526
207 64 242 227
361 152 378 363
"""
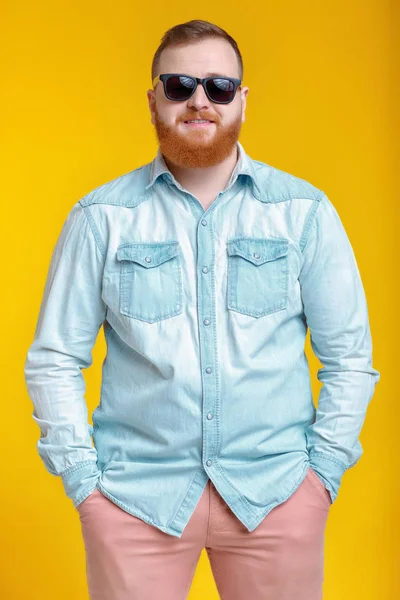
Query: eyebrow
170 72 231 78
176 72 229 78
170 72 236 79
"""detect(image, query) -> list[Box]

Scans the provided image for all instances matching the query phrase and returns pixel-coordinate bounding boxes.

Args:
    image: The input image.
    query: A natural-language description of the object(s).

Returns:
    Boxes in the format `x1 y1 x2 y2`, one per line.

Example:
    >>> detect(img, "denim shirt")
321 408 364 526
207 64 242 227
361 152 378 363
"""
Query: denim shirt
24 141 380 538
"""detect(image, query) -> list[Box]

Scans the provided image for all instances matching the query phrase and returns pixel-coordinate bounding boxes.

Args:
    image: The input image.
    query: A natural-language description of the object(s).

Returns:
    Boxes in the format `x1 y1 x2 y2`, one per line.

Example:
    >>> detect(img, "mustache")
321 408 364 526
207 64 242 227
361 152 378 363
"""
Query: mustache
179 114 218 123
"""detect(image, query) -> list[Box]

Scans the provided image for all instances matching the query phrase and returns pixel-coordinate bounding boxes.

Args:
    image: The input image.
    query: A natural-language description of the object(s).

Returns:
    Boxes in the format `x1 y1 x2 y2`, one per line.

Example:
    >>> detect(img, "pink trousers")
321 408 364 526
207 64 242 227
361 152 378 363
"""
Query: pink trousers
77 466 331 600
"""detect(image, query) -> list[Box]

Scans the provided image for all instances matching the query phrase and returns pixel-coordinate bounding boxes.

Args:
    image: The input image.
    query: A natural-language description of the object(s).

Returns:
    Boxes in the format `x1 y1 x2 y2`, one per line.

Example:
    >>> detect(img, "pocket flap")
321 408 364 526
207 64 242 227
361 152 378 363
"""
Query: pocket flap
116 241 180 268
227 237 289 265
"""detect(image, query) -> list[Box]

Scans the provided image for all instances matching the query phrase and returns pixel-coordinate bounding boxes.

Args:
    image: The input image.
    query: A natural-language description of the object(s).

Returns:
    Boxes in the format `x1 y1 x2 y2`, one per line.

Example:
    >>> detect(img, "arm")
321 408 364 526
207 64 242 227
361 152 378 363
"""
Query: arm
24 201 106 507
299 192 380 503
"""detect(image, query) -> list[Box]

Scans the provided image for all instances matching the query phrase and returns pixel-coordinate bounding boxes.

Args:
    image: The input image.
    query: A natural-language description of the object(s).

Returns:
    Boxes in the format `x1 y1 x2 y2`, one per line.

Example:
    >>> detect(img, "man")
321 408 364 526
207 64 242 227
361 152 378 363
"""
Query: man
24 18 380 600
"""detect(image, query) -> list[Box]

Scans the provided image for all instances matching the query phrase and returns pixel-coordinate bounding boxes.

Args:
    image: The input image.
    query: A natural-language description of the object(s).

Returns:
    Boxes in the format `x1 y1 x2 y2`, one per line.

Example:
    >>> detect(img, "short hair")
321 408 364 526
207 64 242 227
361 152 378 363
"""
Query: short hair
151 19 244 83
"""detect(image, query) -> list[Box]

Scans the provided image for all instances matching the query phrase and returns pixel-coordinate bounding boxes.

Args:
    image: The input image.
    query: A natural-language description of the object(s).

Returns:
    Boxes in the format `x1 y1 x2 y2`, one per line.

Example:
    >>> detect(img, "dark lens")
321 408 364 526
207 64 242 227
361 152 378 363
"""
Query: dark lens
165 75 196 100
206 78 235 103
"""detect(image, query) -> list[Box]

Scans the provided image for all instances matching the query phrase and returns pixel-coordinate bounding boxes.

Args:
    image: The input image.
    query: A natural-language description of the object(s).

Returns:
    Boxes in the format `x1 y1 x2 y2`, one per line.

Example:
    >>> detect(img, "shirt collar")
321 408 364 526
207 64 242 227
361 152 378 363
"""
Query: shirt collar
145 140 262 200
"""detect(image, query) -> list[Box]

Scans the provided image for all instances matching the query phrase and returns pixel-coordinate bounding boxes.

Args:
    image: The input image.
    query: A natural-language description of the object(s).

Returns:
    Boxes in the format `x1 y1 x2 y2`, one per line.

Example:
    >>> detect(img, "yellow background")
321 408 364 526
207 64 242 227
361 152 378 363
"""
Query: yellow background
2 1 397 598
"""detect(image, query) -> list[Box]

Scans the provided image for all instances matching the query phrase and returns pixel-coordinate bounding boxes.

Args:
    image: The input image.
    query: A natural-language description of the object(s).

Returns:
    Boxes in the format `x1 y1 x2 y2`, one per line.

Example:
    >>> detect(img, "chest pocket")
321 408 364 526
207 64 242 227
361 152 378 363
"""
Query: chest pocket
226 237 289 318
116 241 183 323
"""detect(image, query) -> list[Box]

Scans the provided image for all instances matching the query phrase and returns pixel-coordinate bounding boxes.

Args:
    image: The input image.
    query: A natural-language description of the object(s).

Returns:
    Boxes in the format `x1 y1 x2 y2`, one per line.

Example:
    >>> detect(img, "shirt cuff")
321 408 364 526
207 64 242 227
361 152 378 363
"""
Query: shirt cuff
309 452 348 504
61 460 101 507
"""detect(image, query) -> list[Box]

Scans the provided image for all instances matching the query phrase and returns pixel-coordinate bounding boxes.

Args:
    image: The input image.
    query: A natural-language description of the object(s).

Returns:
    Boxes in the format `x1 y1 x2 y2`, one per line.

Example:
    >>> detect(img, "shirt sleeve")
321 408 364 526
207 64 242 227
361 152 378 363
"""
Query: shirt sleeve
24 201 107 507
299 192 380 503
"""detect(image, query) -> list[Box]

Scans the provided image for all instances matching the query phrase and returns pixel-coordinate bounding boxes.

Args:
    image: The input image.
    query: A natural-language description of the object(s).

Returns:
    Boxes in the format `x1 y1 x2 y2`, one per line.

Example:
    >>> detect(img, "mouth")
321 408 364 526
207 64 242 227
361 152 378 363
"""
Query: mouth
183 119 215 127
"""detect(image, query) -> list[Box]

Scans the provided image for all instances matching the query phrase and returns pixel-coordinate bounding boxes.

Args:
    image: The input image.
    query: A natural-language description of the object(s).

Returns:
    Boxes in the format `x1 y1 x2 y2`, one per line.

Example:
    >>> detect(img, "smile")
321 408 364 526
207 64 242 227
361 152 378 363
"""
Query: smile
183 120 215 127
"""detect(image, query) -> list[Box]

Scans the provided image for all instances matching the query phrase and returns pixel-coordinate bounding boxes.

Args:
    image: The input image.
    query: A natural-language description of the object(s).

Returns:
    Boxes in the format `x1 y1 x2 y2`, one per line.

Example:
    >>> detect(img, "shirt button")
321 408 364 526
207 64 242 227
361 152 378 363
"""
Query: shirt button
202 266 209 273
205 367 212 374
145 256 152 263
207 413 213 420
253 252 260 259
201 219 207 226
206 459 212 466
203 319 210 326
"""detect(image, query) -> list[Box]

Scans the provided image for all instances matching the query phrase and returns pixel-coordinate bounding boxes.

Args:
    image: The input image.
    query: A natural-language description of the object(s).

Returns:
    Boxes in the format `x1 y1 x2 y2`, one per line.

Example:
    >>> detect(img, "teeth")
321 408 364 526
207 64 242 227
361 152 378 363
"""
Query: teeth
186 120 212 123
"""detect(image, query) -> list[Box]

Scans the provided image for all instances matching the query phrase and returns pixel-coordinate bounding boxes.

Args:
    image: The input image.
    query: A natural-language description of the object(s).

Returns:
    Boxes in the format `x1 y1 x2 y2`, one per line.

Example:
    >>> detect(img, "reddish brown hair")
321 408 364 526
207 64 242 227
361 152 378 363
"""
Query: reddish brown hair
151 19 244 83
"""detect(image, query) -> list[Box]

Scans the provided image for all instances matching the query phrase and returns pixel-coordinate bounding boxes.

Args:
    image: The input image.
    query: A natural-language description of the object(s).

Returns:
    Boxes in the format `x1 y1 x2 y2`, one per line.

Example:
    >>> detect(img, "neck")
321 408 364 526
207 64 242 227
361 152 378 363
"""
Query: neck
163 145 239 195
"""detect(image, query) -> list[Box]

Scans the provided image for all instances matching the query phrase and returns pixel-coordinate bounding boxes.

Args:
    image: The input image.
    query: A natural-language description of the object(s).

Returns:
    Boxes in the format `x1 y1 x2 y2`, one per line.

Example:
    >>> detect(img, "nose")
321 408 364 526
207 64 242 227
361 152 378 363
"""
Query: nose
187 82 211 111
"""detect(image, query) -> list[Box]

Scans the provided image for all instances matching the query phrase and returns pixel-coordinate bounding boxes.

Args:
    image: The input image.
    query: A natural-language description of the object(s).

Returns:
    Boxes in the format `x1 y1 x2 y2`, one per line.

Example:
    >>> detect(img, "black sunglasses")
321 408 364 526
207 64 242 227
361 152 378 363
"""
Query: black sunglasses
152 73 242 104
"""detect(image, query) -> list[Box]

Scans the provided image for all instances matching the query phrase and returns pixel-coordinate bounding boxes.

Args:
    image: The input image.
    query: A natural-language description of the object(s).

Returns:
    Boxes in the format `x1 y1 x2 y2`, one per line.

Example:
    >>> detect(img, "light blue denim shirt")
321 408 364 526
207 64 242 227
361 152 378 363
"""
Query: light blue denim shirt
24 140 380 538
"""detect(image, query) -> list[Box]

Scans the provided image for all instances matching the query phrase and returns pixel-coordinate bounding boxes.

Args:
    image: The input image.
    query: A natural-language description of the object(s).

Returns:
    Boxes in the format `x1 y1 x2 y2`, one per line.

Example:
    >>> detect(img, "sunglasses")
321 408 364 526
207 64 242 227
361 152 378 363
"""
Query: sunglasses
152 73 242 104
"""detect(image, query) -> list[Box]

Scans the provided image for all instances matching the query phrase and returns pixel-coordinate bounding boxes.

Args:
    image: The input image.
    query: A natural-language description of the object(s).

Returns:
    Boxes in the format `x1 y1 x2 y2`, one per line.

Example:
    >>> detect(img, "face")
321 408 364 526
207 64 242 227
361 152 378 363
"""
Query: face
147 38 249 168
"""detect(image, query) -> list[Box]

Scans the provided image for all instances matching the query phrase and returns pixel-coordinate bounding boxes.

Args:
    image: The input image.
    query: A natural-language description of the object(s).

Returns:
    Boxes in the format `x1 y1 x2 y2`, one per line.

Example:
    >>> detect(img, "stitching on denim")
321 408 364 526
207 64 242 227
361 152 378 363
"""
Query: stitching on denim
93 485 173 533
299 196 321 252
61 460 96 478
75 484 99 507
210 211 222 463
213 459 259 518
227 253 289 317
246 463 311 528
310 451 347 470
119 249 183 323
166 469 203 529
117 240 180 249
80 192 151 208
79 203 106 258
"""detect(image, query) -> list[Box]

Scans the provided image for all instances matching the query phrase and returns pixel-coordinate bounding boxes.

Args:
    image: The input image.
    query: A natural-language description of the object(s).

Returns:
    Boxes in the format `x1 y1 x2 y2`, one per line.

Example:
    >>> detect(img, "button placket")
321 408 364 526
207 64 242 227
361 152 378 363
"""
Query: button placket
197 212 219 475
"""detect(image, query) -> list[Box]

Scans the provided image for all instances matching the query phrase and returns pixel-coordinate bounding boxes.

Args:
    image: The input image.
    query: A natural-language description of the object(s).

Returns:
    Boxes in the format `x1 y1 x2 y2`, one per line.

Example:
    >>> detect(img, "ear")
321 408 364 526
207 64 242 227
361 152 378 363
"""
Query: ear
147 89 156 125
240 86 249 122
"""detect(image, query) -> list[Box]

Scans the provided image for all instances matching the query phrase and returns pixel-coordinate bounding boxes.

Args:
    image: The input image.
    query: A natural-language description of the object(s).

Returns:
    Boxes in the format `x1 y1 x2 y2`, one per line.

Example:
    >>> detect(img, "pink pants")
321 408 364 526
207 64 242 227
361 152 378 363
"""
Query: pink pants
77 466 331 600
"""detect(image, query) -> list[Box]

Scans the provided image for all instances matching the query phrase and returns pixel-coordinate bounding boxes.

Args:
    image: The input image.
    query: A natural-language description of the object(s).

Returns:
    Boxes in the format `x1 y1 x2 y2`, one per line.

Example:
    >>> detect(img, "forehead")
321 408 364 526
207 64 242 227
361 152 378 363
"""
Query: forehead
158 38 240 78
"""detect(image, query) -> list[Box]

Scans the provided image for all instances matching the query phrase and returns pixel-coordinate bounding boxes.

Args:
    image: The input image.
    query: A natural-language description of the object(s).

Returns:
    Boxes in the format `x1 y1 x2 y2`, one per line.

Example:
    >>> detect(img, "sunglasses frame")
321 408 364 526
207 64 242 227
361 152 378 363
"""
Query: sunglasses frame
152 73 242 104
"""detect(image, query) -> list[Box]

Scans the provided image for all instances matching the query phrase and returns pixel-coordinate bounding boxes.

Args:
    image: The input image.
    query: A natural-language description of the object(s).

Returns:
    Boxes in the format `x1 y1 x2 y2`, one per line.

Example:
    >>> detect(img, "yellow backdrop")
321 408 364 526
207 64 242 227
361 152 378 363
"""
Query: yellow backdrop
2 1 396 598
